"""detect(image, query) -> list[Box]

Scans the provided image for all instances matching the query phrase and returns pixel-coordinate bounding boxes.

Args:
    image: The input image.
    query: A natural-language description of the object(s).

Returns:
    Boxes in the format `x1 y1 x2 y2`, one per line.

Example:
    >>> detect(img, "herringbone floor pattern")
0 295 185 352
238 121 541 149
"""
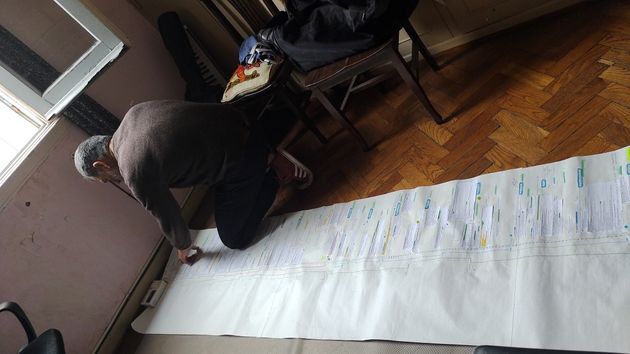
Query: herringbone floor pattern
267 0 630 215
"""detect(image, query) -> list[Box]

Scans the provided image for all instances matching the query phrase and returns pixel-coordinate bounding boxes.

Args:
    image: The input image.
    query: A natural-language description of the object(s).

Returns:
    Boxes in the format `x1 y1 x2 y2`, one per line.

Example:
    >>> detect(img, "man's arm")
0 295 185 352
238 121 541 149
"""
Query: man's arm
127 176 202 265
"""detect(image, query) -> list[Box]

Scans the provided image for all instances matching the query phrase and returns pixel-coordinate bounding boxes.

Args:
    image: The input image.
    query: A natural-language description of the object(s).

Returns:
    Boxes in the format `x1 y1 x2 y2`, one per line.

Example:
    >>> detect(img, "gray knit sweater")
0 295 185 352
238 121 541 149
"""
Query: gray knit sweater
111 100 247 249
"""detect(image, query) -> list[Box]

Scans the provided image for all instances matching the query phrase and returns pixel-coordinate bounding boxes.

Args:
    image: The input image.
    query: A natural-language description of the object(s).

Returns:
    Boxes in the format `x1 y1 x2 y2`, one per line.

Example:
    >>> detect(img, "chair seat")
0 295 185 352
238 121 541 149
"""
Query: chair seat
298 37 395 88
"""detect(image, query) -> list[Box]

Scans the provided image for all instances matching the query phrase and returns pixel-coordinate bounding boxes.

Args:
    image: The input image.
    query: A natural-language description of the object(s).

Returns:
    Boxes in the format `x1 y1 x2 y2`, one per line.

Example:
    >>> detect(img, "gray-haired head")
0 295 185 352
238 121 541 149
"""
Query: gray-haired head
74 135 112 178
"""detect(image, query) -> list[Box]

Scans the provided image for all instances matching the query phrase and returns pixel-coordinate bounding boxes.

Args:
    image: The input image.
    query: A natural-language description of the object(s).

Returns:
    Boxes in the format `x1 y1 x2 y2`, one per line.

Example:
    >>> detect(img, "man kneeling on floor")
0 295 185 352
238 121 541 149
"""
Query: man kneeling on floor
73 100 312 265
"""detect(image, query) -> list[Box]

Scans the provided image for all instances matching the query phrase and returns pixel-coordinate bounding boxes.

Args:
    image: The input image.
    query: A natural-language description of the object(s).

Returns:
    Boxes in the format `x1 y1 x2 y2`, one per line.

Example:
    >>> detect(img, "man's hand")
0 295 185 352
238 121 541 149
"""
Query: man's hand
177 246 202 265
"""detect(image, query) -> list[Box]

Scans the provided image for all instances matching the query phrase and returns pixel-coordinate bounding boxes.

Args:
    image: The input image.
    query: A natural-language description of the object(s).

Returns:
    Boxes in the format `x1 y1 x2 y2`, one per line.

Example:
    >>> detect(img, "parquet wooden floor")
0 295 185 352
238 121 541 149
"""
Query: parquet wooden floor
191 0 630 225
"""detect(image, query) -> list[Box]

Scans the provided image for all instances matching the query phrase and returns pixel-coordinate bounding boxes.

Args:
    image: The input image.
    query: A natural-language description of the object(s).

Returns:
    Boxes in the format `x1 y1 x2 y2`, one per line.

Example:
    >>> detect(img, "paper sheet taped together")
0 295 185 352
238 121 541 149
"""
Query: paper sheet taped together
133 147 630 353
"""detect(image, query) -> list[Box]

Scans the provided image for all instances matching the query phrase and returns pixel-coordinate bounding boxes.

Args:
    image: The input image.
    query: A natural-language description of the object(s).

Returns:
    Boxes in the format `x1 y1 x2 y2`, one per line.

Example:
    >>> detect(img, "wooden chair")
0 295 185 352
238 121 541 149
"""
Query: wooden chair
207 0 444 151
297 21 443 151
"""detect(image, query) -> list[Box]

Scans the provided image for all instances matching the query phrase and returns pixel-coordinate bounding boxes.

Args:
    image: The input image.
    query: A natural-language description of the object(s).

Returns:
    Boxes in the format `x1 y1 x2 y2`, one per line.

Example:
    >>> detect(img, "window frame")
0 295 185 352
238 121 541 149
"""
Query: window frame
0 0 124 120
0 0 123 210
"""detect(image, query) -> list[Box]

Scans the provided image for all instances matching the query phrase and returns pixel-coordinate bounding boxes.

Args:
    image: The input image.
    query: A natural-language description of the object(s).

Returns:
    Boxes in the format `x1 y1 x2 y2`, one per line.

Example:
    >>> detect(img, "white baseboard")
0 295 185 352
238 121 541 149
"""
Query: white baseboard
400 0 584 57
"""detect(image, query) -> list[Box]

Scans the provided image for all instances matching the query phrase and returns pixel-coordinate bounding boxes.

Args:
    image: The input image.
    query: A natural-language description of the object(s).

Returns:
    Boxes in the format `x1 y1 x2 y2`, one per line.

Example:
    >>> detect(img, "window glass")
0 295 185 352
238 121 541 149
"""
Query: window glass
0 98 40 171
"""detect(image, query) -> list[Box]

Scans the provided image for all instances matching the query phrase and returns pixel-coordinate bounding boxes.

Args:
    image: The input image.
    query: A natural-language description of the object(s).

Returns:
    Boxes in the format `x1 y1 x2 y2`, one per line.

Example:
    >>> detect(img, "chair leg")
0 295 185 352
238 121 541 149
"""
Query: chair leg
312 87 371 151
411 41 419 80
340 75 358 112
277 88 328 145
389 48 444 124
403 21 440 72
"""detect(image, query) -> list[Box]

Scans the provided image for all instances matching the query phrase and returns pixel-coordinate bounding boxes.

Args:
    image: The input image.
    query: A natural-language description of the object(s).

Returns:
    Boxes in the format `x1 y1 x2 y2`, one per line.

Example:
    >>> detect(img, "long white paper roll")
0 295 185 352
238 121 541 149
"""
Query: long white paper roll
133 147 630 353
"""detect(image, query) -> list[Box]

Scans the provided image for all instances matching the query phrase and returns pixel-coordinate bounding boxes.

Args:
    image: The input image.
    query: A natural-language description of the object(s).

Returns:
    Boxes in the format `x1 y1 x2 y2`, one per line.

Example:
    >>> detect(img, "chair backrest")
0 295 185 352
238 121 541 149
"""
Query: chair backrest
1 302 66 354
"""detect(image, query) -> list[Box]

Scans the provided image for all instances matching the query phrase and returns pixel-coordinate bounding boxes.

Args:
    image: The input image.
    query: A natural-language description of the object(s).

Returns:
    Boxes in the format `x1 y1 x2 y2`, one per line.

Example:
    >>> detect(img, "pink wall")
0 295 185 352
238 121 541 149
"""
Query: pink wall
0 0 187 352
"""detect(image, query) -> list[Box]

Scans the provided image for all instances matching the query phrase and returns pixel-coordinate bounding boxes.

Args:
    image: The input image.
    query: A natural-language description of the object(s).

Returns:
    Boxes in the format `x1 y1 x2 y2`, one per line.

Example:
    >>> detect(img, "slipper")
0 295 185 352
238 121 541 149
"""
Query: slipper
277 149 313 190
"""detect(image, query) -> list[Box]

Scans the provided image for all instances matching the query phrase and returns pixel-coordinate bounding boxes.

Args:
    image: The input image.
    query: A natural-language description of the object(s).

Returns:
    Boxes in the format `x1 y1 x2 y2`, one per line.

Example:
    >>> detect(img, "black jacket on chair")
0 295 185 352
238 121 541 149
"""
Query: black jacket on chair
259 0 419 71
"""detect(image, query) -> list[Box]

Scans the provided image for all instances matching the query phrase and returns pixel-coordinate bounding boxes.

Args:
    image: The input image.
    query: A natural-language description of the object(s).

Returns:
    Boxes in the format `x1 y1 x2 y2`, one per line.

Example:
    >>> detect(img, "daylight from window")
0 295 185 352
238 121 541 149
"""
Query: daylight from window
0 100 39 171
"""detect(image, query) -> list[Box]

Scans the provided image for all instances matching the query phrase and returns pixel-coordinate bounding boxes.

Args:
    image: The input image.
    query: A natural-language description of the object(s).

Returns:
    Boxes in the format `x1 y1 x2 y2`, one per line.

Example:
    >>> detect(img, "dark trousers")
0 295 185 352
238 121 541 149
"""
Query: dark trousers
213 124 279 249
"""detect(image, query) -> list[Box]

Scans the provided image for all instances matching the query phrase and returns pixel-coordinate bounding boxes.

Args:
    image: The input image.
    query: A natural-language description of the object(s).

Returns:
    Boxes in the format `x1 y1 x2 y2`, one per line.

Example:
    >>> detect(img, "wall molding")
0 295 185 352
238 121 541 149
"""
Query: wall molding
400 0 584 58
